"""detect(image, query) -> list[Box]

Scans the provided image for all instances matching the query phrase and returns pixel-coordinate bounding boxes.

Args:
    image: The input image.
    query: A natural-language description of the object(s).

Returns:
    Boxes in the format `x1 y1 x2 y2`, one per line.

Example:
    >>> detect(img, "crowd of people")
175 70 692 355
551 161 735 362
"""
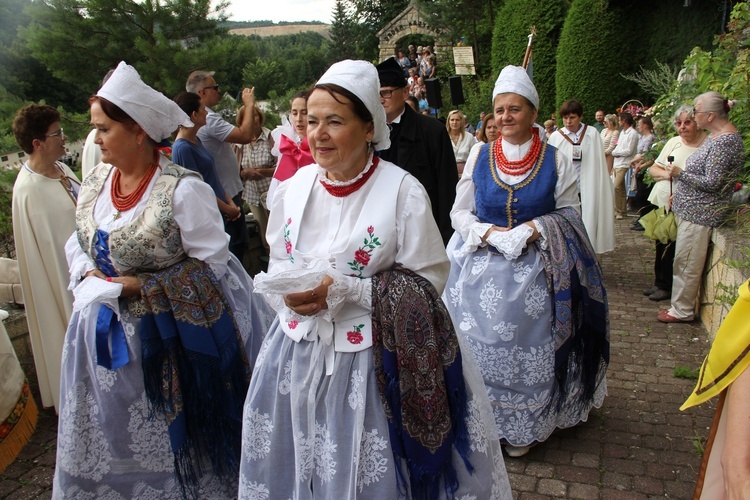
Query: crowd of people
5 49 746 498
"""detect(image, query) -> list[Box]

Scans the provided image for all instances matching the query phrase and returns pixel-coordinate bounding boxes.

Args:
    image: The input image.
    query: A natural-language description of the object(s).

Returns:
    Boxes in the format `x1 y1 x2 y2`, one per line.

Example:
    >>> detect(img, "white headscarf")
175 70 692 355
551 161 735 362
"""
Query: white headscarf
97 61 193 142
492 65 539 110
314 60 390 151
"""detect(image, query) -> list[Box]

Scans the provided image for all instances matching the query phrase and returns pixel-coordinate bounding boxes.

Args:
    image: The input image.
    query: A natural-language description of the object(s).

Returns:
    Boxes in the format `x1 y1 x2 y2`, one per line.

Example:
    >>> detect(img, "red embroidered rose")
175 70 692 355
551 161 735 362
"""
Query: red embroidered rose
367 225 374 234
288 320 299 329
347 331 363 344
285 241 292 254
287 217 292 225
354 249 370 266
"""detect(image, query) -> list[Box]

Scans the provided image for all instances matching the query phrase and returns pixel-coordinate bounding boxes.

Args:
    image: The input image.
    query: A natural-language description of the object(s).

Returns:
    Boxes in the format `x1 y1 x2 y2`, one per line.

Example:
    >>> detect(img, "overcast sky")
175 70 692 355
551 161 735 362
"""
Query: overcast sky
219 0 337 24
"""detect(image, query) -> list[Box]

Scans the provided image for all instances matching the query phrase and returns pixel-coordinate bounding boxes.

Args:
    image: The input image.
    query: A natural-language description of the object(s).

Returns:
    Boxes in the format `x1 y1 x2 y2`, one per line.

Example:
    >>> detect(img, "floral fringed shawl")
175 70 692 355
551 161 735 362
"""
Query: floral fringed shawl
372 267 472 500
535 207 610 413
136 257 249 495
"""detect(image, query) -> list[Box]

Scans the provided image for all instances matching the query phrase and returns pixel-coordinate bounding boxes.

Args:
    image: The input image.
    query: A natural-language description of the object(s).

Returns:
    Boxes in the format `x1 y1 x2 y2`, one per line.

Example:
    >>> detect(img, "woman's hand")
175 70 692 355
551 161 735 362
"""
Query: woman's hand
481 225 508 243
241 167 263 181
109 276 141 297
722 464 750 499
84 269 107 280
284 275 333 316
648 165 669 182
666 164 683 179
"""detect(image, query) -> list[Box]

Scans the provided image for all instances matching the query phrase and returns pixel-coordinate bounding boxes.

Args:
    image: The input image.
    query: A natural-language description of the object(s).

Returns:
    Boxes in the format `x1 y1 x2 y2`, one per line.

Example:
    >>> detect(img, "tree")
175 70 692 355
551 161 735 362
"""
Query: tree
421 0 500 76
0 0 82 110
19 0 230 98
328 0 359 61
556 0 636 120
242 58 285 100
491 0 568 122
344 0 409 59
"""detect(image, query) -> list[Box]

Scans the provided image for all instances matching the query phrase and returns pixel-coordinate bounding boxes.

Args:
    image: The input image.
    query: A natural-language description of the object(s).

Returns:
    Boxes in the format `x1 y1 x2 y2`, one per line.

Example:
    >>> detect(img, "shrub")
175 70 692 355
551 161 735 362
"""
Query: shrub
556 0 638 121
490 0 568 122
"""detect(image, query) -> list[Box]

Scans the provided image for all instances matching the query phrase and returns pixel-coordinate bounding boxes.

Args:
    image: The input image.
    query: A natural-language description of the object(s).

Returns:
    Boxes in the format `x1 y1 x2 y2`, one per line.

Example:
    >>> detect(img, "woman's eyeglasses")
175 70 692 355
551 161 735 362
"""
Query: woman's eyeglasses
46 128 64 138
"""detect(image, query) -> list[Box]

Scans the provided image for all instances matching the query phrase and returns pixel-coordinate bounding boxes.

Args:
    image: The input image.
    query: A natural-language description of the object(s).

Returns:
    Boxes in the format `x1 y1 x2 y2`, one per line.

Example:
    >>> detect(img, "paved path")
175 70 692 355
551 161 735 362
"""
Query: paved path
0 217 716 499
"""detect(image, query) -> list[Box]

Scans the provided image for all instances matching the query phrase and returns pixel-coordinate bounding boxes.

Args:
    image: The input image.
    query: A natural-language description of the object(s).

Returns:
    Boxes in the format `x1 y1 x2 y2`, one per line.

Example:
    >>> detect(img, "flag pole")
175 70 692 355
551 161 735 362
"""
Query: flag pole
522 27 537 69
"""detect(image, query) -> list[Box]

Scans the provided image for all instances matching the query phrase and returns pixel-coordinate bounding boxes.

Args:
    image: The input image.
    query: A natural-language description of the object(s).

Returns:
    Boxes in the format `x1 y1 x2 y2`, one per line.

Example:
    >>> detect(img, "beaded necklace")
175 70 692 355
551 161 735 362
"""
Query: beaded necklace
320 156 379 197
110 151 159 220
493 131 542 176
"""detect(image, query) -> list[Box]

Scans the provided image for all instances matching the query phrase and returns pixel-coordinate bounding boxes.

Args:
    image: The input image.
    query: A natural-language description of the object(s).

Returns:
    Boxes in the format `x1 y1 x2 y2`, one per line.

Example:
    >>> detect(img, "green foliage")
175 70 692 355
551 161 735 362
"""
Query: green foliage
0 168 19 258
556 0 637 121
0 0 83 110
645 2 750 179
344 0 409 59
491 0 568 122
329 0 361 60
673 365 700 380
421 0 500 76
249 32 330 94
636 0 724 70
242 59 285 100
209 35 259 98
693 433 707 456
19 0 229 99
621 61 681 101
0 86 29 155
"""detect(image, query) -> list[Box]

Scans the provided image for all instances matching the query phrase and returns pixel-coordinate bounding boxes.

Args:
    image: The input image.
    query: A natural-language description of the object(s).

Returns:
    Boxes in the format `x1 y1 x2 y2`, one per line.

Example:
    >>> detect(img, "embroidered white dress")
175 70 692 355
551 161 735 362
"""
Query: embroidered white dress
444 140 607 447
239 157 510 499
52 159 276 499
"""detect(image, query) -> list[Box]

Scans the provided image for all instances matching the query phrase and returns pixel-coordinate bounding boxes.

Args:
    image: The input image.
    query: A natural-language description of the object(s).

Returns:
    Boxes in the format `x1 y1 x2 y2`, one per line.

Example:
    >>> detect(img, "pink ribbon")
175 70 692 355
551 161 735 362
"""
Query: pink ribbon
274 136 314 182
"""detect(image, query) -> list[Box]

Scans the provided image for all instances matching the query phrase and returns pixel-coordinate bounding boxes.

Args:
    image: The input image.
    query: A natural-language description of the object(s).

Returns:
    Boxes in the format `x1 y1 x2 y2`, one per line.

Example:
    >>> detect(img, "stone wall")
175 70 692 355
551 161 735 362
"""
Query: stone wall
700 226 750 339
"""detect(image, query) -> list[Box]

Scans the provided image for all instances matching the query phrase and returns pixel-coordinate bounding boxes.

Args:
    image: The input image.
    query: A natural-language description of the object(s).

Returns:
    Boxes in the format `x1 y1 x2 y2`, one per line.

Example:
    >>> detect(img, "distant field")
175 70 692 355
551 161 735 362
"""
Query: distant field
229 24 330 38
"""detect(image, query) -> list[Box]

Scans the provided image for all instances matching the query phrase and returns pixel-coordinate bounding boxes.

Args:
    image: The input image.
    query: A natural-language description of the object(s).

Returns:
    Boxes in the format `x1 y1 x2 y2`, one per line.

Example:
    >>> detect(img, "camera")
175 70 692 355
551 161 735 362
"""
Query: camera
667 155 675 163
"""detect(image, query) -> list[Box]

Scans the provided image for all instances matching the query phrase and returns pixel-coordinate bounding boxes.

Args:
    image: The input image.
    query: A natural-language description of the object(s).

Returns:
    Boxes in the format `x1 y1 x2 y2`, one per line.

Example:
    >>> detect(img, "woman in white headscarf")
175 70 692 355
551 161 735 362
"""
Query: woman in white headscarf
53 62 274 499
238 60 510 499
443 66 609 458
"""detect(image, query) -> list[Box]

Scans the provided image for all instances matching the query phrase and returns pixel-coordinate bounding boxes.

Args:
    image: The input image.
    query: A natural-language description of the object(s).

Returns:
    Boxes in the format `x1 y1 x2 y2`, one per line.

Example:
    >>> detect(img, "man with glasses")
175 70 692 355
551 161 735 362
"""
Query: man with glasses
376 57 457 244
186 70 256 261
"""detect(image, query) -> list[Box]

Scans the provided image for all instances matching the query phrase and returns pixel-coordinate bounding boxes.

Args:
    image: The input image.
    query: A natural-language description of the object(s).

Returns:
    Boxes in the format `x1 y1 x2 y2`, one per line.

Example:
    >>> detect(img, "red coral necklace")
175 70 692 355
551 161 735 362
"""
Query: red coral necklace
320 156 379 197
111 151 159 219
493 132 542 176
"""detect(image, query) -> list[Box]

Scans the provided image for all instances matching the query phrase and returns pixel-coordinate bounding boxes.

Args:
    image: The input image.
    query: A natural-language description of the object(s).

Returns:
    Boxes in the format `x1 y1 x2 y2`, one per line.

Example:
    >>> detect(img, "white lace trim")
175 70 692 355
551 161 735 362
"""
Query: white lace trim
317 154 374 186
455 222 533 260
326 266 372 317
532 219 548 250
454 222 493 257
484 224 534 260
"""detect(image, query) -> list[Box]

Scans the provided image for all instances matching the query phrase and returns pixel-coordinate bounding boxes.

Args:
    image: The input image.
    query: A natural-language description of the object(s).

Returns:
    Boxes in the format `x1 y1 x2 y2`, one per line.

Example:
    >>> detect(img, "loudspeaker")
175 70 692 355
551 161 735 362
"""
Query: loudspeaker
449 76 465 106
424 78 442 110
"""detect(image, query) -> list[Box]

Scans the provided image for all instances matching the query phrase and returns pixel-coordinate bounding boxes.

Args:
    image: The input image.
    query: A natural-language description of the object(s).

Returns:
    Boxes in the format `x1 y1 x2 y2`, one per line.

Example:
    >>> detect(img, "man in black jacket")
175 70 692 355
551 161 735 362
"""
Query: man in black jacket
376 57 457 244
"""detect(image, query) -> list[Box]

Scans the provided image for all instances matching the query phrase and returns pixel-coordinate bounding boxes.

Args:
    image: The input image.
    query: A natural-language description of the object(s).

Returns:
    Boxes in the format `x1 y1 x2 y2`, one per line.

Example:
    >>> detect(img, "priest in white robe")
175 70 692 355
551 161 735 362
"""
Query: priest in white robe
11 104 80 412
548 99 615 254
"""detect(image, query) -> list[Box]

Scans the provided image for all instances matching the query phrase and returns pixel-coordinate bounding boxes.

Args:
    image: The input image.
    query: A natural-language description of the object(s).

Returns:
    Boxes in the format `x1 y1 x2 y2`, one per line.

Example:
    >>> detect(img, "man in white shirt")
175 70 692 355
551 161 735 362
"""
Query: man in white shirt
185 70 256 261
610 112 639 219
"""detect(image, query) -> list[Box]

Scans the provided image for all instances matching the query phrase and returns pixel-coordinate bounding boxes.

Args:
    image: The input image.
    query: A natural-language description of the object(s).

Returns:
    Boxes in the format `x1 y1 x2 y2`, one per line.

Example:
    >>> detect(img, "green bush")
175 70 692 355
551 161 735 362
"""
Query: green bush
490 0 568 122
645 2 750 180
556 0 638 121
0 168 19 258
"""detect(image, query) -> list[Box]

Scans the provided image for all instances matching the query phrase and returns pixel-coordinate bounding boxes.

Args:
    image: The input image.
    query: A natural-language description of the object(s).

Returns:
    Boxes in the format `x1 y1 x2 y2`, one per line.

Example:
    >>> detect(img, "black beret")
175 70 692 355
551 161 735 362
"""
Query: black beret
376 57 407 88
